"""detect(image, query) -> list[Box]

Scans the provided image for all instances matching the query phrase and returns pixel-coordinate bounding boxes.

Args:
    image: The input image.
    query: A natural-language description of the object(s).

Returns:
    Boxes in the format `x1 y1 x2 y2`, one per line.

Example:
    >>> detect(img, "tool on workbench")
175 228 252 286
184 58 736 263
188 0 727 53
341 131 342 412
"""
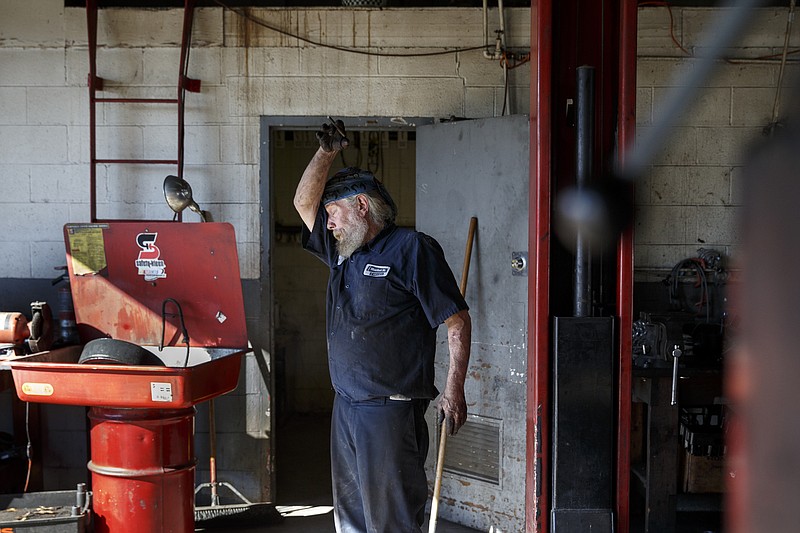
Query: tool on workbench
671 344 682 406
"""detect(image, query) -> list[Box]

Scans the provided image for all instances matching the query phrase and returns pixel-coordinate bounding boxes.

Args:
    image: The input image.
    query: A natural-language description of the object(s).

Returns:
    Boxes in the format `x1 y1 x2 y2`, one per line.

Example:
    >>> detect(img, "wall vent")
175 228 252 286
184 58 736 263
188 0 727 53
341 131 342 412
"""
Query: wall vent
442 414 501 485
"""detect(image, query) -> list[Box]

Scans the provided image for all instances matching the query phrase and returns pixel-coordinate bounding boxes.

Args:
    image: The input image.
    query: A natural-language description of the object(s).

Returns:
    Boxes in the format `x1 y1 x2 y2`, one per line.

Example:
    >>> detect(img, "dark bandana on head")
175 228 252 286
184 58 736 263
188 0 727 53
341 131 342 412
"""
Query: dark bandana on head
322 167 397 218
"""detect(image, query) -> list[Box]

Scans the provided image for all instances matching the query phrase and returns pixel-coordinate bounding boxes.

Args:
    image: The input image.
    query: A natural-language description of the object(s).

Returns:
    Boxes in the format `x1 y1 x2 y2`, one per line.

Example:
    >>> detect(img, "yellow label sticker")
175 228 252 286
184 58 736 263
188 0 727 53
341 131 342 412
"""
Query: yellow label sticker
67 225 108 275
22 382 54 396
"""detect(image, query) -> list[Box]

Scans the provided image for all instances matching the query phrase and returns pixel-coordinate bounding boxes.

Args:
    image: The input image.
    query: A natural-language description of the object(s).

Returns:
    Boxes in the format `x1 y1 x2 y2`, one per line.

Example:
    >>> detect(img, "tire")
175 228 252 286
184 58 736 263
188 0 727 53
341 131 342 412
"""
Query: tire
78 338 165 366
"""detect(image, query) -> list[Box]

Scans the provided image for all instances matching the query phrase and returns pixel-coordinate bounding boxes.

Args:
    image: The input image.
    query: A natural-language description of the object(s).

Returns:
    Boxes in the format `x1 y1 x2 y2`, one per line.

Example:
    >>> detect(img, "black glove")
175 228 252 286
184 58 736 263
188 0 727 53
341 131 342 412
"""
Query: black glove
436 394 466 436
438 406 456 437
316 119 349 152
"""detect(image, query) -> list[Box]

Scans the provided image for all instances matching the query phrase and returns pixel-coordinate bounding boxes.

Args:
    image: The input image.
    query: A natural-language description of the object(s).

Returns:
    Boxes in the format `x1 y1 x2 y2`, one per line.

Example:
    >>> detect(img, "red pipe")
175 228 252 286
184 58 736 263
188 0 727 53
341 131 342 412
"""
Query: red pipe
616 3 638 533
527 1 553 531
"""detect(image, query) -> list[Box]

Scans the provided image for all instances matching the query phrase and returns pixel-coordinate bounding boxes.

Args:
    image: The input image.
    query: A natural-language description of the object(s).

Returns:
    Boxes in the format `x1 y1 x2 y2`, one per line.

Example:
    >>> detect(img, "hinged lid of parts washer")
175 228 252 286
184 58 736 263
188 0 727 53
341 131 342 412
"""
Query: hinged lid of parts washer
64 222 247 348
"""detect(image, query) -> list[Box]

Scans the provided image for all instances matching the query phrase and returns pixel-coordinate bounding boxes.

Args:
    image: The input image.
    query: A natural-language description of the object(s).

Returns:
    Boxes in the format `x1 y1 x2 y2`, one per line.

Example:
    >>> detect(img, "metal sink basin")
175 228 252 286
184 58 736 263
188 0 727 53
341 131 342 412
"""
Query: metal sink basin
7 344 245 409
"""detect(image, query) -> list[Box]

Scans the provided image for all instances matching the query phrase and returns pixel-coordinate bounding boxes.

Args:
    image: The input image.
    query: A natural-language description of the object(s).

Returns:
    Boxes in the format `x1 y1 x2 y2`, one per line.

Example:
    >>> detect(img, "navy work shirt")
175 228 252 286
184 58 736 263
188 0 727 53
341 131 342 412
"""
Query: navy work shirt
302 206 468 401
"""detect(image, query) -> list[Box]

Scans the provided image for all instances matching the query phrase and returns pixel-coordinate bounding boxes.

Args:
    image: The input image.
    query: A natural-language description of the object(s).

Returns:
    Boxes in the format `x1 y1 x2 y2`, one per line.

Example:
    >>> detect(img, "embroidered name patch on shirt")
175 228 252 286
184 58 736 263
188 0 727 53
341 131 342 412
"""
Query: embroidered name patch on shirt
363 264 391 277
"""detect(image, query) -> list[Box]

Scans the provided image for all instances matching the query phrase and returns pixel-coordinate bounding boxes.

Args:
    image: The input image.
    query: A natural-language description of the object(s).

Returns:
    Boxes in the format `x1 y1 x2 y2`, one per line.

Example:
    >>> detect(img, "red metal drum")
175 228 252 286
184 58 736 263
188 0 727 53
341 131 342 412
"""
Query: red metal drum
88 407 196 533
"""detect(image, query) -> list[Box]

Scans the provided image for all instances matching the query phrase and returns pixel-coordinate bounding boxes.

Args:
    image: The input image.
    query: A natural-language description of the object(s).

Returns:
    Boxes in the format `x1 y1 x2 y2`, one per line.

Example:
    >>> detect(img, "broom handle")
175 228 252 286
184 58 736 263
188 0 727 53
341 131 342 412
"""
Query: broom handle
460 218 477 295
209 398 219 506
429 216 477 533
429 429 448 533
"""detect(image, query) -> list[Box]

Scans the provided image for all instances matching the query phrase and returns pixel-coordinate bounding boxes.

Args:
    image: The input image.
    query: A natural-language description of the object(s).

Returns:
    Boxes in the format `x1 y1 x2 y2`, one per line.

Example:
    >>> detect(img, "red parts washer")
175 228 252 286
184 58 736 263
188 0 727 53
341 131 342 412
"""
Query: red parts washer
9 221 249 533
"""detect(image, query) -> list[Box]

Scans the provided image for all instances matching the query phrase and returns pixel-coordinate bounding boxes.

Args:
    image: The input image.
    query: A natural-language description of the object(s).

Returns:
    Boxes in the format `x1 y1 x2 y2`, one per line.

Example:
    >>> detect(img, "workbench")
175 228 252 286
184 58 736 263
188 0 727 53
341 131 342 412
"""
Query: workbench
631 365 723 533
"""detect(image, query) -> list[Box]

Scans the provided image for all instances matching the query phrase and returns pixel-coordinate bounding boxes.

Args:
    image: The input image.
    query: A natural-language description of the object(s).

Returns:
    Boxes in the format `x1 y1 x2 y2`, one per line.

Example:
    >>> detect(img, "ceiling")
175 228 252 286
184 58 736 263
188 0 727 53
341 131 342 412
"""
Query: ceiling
67 1 532 7
66 1 793 8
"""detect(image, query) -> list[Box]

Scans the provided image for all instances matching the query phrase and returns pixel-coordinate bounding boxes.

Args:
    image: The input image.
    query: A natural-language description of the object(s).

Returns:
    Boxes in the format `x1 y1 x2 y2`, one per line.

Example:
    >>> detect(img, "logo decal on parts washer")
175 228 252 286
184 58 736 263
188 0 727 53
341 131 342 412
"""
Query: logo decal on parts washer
135 232 167 281
363 264 390 277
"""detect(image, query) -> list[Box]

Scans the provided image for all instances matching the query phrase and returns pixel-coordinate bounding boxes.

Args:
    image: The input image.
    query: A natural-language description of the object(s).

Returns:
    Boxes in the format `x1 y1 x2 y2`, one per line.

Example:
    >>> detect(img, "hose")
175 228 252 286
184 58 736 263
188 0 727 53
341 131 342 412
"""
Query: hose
160 298 191 367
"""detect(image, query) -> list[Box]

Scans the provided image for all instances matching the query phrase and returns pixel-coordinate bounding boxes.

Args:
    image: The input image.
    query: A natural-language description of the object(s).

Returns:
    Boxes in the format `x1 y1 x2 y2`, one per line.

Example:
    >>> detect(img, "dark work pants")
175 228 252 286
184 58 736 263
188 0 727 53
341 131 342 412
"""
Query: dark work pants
331 393 430 533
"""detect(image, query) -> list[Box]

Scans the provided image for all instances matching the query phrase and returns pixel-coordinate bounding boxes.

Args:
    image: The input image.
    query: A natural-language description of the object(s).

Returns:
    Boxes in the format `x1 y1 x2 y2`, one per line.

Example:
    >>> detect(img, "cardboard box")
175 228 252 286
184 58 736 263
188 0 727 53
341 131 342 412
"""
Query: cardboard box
682 451 725 493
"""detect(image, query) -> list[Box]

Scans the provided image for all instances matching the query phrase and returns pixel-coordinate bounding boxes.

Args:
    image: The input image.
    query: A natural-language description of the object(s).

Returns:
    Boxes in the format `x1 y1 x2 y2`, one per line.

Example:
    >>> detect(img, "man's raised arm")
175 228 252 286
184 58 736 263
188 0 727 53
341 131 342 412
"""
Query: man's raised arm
293 119 348 231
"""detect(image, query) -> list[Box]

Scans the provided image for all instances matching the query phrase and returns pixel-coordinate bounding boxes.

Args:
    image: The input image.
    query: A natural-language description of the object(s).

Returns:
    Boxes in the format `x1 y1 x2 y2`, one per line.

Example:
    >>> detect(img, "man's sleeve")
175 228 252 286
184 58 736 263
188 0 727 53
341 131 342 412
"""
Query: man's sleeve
411 233 469 328
301 205 337 267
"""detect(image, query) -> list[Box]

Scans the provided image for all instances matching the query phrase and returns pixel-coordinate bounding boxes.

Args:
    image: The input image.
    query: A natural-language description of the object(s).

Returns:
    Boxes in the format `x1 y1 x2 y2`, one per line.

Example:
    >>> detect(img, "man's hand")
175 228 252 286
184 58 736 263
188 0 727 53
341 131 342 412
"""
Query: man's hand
316 119 349 152
439 309 471 436
436 388 467 436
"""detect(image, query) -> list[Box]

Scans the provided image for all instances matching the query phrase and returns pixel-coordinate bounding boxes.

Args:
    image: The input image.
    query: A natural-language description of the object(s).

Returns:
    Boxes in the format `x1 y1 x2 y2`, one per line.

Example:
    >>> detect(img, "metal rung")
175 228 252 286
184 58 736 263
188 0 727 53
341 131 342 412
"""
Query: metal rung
92 218 174 224
96 159 179 165
95 98 179 104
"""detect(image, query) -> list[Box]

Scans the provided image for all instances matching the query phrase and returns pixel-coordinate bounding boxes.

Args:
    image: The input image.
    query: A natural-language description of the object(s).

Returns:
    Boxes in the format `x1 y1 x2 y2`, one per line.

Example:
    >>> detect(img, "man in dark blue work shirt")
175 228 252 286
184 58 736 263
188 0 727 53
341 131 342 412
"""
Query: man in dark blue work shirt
294 120 472 533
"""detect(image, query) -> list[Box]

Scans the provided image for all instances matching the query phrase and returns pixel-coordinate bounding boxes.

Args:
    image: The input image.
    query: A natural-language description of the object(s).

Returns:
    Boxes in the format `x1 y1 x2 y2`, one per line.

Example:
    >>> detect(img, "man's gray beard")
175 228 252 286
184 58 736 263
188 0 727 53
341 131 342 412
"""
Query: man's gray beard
335 214 369 259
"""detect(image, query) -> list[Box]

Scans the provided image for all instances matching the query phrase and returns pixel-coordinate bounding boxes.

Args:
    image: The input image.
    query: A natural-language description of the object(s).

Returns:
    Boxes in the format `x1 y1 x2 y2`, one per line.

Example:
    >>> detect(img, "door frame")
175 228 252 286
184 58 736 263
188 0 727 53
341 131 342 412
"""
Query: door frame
259 115 435 497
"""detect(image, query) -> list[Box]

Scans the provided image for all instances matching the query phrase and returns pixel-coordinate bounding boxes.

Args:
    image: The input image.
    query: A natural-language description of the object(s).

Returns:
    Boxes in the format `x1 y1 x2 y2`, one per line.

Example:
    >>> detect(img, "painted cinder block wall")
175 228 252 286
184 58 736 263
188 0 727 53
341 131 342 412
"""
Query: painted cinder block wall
0 1 795 526
0 3 531 282
635 6 799 274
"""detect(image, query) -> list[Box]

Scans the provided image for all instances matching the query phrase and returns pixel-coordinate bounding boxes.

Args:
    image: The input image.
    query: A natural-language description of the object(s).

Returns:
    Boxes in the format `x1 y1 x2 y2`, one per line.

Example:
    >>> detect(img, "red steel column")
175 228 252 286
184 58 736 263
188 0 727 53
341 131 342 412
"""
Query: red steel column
528 1 636 532
616 3 638 533
527 1 553 532
88 407 196 533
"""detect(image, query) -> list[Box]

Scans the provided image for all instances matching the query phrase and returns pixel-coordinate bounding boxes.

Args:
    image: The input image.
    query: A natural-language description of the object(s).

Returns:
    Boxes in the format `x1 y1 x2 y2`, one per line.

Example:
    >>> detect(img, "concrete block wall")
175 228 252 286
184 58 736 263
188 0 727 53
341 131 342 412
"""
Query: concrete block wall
0 2 529 281
1 4 788 280
635 5 799 273
39 404 88 490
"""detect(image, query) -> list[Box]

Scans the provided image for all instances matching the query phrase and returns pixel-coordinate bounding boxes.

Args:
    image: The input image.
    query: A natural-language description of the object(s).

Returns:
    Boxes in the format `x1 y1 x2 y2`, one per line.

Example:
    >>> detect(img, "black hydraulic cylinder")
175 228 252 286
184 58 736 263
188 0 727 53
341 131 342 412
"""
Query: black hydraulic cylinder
574 66 594 318
552 316 615 532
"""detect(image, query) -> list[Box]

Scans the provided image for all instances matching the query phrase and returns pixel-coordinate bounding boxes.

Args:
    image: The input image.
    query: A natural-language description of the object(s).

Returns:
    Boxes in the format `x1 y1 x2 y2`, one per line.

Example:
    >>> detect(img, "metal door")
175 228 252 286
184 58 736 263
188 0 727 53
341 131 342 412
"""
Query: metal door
416 114 530 532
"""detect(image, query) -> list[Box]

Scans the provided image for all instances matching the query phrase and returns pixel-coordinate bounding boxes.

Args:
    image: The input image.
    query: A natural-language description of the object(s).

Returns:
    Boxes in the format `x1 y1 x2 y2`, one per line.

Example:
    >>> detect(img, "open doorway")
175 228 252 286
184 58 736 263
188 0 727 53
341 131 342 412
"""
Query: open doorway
263 116 429 507
262 114 532 530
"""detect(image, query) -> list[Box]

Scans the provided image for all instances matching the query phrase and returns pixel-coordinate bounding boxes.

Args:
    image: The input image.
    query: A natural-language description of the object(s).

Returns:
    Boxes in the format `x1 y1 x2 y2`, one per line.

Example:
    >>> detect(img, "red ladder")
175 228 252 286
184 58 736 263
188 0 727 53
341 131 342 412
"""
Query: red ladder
86 0 201 222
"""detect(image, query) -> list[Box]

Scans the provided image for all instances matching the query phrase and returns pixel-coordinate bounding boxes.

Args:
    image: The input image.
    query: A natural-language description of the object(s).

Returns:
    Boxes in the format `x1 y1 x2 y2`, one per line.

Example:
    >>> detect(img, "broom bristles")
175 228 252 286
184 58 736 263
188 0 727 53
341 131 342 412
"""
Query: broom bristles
195 502 283 528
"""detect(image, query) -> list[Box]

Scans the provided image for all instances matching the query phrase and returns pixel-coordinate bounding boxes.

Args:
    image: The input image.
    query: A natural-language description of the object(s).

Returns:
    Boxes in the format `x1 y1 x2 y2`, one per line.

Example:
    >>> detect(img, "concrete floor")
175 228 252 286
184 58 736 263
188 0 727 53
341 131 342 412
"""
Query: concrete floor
193 412 724 533
200 413 479 533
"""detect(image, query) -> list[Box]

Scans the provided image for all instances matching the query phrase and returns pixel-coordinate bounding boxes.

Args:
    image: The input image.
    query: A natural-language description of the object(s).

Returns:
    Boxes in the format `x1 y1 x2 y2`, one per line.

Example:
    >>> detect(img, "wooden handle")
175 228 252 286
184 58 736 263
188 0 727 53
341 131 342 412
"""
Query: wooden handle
429 217 477 533
428 427 449 533
459 217 478 297
209 399 219 505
